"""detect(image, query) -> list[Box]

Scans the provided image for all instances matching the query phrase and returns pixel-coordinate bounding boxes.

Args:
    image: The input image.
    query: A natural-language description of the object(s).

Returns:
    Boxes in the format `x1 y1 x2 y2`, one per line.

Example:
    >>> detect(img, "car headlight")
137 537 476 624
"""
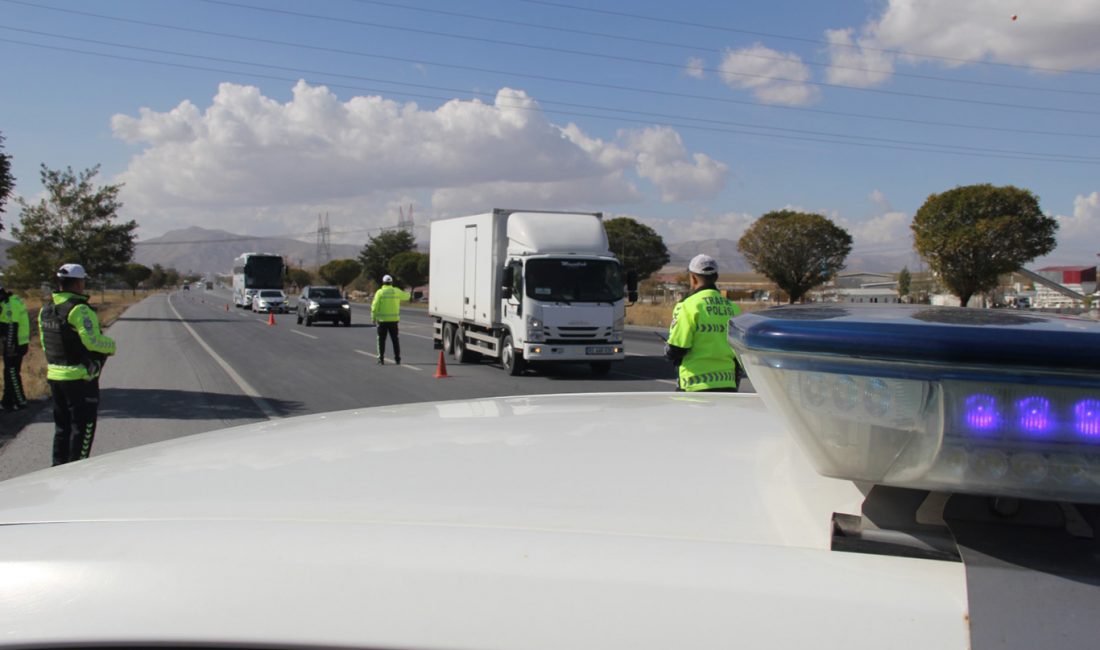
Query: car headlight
307 301 319 311
341 303 350 309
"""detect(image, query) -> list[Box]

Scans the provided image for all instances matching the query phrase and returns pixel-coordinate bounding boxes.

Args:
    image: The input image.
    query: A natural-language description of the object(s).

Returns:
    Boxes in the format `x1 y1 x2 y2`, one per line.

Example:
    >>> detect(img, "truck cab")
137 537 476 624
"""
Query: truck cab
430 209 637 376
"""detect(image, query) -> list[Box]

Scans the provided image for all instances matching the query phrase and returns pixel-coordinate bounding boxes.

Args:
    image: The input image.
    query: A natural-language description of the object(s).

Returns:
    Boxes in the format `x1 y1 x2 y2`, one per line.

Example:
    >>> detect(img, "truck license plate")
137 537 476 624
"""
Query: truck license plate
586 346 614 355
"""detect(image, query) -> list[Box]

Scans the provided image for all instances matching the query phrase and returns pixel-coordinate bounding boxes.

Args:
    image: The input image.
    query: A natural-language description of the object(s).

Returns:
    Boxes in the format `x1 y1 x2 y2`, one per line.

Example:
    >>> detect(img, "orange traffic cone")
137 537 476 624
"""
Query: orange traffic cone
267 312 276 326
434 349 450 378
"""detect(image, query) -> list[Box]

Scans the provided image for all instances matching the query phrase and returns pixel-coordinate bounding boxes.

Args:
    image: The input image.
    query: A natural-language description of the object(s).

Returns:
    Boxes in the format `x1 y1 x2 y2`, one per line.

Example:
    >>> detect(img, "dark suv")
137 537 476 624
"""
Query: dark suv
296 286 351 326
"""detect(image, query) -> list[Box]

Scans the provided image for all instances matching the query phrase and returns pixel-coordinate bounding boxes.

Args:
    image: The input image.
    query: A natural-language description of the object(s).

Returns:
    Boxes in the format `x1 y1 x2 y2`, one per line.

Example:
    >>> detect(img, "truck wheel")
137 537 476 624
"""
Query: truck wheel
454 330 477 364
590 361 612 377
443 323 455 356
501 335 525 376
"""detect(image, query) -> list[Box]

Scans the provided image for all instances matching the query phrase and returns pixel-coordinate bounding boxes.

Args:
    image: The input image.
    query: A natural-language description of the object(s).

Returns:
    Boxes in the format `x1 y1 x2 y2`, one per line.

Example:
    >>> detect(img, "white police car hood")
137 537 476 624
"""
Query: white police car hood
0 393 968 649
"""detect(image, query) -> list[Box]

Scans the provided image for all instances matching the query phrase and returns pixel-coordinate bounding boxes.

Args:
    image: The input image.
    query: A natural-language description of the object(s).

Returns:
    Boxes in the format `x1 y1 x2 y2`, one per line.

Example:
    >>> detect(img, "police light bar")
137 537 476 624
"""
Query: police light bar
729 305 1100 503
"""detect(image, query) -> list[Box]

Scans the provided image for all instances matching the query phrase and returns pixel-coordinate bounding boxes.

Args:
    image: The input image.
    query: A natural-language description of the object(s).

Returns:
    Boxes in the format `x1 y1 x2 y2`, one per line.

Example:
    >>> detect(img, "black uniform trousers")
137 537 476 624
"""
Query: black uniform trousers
50 378 100 466
2 351 27 409
376 321 401 363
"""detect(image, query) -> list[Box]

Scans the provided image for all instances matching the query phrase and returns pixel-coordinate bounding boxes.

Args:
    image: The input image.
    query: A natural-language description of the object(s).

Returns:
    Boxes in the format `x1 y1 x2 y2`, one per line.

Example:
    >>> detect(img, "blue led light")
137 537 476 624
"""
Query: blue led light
1016 397 1052 434
1075 400 1100 437
965 394 1000 432
863 378 891 418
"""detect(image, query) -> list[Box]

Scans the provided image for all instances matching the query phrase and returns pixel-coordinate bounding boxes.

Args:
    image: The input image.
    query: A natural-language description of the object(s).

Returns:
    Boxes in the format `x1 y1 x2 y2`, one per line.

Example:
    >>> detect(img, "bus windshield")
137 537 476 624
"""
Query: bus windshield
244 256 283 289
525 259 623 303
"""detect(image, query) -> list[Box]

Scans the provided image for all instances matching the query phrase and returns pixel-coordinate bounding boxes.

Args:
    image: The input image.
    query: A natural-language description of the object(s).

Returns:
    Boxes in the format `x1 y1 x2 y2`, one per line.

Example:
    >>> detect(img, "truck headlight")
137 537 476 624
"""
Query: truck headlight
527 316 545 342
611 316 625 342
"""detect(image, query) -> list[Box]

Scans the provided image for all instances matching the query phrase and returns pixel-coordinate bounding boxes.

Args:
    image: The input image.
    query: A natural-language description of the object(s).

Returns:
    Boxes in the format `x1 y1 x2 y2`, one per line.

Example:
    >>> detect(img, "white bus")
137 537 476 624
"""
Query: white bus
232 253 285 308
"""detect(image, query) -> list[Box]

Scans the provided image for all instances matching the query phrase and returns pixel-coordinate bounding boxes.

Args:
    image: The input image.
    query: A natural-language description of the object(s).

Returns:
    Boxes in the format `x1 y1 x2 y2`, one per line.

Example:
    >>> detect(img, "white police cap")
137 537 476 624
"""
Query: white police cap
57 263 88 279
688 254 718 275
382 274 393 284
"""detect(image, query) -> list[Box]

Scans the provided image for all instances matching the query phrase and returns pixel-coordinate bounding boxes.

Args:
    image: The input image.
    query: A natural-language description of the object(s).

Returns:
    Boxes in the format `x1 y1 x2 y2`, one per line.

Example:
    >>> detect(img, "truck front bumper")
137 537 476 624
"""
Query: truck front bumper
522 343 625 362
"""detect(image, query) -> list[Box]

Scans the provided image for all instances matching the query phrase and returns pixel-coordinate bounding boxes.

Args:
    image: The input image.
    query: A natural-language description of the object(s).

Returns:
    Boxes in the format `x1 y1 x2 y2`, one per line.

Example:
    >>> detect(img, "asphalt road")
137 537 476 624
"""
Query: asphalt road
0 289 750 481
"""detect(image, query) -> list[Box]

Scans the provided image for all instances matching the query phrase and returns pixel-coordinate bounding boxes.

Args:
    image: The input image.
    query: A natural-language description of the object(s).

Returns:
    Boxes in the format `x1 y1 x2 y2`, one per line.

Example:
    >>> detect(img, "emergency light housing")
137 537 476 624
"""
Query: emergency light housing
730 305 1100 504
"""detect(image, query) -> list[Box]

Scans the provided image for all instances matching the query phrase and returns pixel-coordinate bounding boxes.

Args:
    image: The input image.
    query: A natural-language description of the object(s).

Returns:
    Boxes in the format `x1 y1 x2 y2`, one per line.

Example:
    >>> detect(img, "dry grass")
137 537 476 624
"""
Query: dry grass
20 290 152 402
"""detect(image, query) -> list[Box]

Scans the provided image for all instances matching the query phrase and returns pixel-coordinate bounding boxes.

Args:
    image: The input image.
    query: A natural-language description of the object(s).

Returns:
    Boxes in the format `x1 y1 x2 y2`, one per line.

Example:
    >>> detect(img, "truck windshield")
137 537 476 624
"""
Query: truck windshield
525 259 623 303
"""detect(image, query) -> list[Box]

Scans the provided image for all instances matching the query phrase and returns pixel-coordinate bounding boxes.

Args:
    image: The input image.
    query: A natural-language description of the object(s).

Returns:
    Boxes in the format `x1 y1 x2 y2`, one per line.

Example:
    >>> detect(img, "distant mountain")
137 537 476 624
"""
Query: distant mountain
664 238 916 274
133 226 363 275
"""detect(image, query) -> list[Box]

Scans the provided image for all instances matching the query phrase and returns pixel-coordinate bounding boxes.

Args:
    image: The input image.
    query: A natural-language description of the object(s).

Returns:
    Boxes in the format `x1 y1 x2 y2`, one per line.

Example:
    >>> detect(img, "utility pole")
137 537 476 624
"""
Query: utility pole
315 213 331 268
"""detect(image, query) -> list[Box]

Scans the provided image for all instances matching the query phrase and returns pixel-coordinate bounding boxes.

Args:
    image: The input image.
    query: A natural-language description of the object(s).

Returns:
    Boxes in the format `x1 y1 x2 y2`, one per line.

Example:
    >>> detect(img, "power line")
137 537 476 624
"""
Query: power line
338 0 1100 98
3 4 1097 138
186 0 1100 116
2 34 1097 165
509 0 1100 78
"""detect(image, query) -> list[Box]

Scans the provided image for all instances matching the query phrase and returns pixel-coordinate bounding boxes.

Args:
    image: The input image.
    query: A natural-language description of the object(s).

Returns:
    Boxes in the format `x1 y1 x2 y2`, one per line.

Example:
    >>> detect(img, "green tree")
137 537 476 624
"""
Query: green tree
359 230 416 283
319 258 362 293
164 267 180 288
121 262 152 295
912 184 1057 307
0 131 13 227
287 266 313 289
8 165 135 287
388 251 429 288
148 263 167 289
738 210 853 304
603 217 669 281
897 266 912 299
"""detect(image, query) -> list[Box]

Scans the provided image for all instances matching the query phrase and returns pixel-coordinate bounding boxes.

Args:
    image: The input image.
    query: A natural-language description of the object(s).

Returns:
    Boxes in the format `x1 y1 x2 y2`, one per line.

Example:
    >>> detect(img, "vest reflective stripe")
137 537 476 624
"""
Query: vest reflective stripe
371 285 409 322
667 288 740 392
39 293 115 381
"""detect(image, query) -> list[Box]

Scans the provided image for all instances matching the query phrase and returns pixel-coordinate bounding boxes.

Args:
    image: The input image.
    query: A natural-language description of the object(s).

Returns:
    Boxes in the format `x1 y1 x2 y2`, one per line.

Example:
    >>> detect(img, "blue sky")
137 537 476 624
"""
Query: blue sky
1 0 1098 270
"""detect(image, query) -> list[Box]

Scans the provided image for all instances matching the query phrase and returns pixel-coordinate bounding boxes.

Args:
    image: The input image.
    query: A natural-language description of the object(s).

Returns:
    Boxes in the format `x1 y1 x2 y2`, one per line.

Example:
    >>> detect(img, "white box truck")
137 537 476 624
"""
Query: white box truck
429 209 637 376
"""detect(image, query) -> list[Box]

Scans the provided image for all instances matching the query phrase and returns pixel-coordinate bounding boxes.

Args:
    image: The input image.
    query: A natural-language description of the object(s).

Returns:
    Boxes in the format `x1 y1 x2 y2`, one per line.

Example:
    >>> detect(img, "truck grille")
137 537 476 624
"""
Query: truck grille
547 326 612 342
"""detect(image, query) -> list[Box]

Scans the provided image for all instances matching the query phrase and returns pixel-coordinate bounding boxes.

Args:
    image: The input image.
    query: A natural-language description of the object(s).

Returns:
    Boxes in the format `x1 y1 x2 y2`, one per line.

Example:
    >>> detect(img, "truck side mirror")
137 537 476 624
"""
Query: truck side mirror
501 266 514 300
626 270 639 304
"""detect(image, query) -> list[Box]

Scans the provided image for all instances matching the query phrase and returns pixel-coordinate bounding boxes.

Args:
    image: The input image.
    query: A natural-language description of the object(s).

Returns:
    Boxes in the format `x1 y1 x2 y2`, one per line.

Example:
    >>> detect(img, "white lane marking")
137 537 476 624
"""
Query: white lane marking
354 349 377 358
401 363 423 372
290 330 318 340
168 294 279 419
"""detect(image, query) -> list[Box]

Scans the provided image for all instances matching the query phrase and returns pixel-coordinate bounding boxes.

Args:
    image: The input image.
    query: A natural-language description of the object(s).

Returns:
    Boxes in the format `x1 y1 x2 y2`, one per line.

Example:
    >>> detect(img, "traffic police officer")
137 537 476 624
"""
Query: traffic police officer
665 254 742 392
0 276 30 410
39 263 116 465
371 274 410 365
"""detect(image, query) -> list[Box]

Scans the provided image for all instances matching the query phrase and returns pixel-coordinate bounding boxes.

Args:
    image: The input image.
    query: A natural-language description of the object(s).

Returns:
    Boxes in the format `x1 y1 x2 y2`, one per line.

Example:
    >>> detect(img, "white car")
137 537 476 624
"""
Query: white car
1 305 1096 649
251 289 288 313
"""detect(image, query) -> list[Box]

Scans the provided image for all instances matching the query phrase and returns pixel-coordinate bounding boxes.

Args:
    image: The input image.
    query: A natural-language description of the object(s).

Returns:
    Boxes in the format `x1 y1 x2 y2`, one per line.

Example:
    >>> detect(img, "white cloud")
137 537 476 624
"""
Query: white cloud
718 44 820 106
623 127 729 202
1036 192 1100 265
842 0 1100 73
824 28 896 87
110 81 729 237
643 211 756 243
685 57 706 79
